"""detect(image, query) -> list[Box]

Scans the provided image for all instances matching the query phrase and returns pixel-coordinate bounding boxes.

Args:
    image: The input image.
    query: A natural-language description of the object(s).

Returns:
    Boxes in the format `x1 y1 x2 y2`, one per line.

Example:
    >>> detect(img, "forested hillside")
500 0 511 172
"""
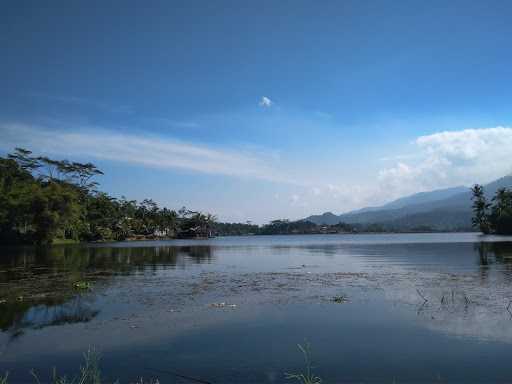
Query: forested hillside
0 148 215 244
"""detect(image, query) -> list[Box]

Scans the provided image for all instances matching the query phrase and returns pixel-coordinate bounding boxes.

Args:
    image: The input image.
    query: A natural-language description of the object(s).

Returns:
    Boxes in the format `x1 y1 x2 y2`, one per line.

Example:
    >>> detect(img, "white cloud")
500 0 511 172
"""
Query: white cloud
0 122 293 183
379 127 512 198
306 127 512 214
259 96 273 108
3 122 511 220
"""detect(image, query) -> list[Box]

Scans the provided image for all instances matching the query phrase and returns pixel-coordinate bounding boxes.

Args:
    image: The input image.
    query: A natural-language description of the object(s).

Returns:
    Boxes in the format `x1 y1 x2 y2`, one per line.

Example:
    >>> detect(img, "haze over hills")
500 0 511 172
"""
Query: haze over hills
305 175 512 231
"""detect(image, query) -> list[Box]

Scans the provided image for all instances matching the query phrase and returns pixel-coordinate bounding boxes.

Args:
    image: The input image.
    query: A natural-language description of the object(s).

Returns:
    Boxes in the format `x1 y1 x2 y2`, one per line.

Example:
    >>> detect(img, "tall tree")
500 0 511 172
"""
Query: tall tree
490 188 512 234
471 184 490 234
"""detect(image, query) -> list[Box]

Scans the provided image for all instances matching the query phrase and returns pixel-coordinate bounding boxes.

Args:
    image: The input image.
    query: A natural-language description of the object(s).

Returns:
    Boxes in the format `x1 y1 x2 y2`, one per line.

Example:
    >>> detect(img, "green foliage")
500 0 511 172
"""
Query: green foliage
213 221 259 236
259 220 318 235
212 219 359 236
74 281 92 290
471 184 491 234
31 182 83 244
471 184 512 235
0 148 214 245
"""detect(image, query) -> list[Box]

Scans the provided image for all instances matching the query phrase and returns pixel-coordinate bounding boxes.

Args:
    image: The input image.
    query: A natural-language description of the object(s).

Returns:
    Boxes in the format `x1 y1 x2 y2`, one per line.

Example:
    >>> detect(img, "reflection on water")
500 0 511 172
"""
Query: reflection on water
0 244 213 332
0 244 214 275
1 295 98 341
478 241 512 267
2 234 512 383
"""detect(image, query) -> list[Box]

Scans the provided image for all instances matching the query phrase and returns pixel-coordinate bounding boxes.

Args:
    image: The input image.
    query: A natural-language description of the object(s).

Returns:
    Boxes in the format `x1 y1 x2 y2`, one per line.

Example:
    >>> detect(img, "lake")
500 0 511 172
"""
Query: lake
2 233 512 383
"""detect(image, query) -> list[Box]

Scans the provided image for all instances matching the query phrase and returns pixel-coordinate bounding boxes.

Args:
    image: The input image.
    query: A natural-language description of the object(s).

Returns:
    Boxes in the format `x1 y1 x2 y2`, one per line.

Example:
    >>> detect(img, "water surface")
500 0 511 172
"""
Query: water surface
2 233 512 383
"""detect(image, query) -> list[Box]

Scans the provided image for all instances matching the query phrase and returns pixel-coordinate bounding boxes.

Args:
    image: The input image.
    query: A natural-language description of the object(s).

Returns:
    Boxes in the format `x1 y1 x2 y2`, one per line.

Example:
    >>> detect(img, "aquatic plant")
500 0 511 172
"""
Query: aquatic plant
331 295 348 304
29 348 101 384
74 281 92 290
4 348 162 384
0 344 326 384
285 343 322 384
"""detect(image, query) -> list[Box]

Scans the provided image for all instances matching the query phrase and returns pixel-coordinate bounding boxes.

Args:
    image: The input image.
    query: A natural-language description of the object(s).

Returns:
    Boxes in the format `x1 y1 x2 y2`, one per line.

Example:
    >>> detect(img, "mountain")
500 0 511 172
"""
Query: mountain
347 186 468 215
306 212 341 225
305 175 512 230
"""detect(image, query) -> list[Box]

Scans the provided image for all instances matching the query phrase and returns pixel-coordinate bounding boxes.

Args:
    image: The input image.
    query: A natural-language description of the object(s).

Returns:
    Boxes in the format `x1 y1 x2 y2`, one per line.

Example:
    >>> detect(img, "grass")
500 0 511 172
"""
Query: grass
3 348 159 384
2 345 323 384
285 343 322 384
30 348 102 384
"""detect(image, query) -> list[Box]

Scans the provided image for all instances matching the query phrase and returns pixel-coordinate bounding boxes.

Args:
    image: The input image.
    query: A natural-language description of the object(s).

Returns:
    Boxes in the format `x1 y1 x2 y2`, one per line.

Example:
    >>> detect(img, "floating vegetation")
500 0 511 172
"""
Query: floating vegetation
74 281 92 290
331 295 348 304
209 302 237 309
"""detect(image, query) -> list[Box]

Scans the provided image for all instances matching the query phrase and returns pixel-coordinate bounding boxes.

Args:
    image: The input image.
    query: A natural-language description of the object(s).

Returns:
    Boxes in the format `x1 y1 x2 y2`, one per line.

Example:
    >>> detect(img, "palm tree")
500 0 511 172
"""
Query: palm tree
471 184 490 234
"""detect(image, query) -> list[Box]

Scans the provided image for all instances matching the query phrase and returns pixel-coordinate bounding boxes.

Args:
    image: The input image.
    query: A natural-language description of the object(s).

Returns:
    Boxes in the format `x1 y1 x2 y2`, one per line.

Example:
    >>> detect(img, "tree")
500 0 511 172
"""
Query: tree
0 157 38 242
490 188 512 234
471 184 490 234
31 182 82 244
471 184 512 235
7 148 40 172
0 148 216 244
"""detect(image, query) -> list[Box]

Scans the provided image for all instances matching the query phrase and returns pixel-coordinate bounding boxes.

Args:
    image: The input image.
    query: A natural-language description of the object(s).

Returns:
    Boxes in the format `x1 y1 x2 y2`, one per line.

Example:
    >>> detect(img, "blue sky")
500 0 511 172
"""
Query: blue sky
1 0 512 223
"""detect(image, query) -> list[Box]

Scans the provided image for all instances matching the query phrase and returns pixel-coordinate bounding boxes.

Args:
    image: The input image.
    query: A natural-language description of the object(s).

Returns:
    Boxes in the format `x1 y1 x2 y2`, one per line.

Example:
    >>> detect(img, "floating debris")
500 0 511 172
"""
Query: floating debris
209 302 237 309
288 264 320 270
332 295 348 304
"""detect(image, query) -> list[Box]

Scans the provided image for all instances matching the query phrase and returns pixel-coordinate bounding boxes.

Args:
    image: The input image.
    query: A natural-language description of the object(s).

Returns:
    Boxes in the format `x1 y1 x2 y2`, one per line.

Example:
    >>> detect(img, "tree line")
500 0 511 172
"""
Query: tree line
212 219 439 236
2 147 468 245
0 148 216 245
471 184 512 234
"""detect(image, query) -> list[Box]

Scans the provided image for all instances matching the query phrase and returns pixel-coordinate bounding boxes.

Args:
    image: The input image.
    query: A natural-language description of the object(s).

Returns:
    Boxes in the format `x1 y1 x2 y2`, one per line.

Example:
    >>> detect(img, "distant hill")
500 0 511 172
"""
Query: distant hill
305 212 341 226
347 186 468 215
305 175 512 231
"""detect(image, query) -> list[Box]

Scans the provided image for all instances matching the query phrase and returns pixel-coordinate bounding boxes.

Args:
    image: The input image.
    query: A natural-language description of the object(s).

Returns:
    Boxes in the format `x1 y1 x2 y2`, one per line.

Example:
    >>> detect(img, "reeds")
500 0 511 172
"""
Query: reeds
285 343 322 384
3 348 158 384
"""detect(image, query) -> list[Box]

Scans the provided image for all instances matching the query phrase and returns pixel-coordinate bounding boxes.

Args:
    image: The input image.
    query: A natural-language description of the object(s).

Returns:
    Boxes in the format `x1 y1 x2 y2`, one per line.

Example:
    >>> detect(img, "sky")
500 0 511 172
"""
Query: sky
1 0 512 223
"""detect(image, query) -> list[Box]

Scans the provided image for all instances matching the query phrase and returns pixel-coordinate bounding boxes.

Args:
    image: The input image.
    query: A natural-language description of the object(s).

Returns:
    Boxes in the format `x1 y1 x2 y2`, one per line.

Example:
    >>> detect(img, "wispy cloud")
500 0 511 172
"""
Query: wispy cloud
147 117 200 129
259 96 273 108
0 122 294 183
3 122 511 218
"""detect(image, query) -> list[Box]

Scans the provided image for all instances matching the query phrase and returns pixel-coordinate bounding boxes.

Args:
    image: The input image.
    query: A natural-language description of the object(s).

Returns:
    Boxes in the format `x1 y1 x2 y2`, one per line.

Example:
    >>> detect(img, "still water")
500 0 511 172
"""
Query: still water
2 233 512 383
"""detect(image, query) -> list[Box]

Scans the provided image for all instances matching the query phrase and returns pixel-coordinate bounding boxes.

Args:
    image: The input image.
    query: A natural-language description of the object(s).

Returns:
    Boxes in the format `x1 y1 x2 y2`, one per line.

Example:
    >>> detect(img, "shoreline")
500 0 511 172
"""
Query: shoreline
51 230 481 245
